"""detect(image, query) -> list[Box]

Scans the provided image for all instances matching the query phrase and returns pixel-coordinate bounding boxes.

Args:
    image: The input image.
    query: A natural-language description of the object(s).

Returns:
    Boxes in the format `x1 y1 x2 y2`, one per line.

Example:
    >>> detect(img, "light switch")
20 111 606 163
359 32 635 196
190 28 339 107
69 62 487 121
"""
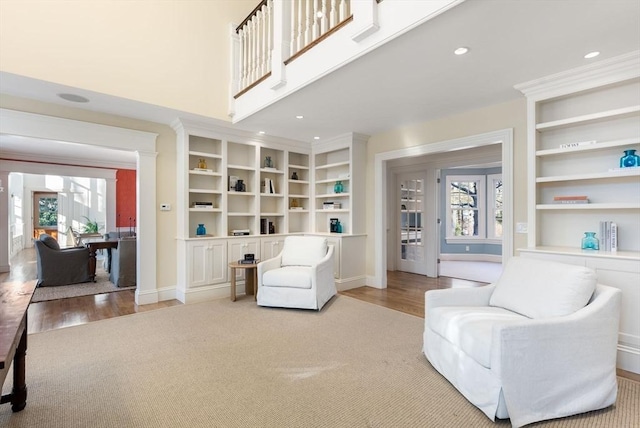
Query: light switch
160 203 171 211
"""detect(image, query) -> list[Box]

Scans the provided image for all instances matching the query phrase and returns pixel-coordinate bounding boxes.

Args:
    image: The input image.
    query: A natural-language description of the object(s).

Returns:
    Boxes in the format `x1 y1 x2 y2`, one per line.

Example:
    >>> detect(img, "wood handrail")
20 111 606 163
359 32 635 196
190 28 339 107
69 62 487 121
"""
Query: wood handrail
236 0 268 33
284 15 353 66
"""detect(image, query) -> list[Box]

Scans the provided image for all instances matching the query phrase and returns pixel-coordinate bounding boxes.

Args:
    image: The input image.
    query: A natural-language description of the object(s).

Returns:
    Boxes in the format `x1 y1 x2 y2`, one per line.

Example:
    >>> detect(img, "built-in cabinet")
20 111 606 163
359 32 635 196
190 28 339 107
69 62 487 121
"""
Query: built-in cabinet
173 120 368 303
516 52 640 374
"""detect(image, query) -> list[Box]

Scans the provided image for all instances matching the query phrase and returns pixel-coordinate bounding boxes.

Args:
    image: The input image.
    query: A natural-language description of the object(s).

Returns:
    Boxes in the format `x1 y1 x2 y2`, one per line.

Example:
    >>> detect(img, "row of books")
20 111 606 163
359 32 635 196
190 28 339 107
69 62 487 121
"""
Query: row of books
322 201 342 209
599 221 618 252
553 195 588 204
261 178 276 194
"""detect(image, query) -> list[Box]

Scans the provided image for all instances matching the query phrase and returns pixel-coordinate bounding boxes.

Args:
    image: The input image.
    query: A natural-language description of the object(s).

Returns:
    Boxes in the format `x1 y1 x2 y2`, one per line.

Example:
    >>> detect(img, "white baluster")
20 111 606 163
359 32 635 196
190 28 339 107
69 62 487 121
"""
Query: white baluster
239 28 247 90
304 0 312 46
290 0 298 56
297 0 304 52
260 7 266 77
330 0 338 28
250 17 257 84
312 0 319 40
321 0 329 34
266 0 272 72
339 0 347 22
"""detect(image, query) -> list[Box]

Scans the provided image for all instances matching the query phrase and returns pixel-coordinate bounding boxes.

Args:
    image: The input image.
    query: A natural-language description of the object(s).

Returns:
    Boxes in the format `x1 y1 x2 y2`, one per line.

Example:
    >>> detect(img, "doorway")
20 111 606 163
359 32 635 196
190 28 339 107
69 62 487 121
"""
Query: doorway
33 192 58 241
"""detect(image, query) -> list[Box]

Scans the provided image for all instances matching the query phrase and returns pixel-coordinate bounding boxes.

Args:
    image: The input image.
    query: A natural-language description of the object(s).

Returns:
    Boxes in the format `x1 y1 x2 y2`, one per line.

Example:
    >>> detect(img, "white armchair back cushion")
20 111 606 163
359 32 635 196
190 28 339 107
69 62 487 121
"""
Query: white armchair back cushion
489 257 596 319
281 236 328 267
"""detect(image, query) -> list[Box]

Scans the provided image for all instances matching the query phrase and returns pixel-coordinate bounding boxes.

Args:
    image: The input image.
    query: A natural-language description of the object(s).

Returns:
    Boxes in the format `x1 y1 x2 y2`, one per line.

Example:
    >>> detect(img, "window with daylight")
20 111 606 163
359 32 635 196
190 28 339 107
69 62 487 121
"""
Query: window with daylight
446 175 485 241
445 173 503 243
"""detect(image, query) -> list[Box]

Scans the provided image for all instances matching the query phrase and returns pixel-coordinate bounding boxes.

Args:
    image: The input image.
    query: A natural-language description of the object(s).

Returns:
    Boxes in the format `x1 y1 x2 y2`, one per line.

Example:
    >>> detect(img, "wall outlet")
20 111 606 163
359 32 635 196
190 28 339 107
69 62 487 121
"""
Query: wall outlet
516 222 528 233
160 203 171 211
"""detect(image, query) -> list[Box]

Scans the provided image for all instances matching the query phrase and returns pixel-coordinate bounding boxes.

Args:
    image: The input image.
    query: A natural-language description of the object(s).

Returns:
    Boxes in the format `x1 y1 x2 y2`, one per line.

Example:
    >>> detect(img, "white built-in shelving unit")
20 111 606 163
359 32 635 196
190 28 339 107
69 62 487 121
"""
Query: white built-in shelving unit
515 52 640 373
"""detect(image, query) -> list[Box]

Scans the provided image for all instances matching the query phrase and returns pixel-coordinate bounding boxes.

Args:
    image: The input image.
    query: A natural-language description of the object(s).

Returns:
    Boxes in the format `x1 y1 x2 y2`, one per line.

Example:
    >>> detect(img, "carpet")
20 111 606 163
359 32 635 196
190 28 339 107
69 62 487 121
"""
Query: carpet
31 268 135 302
1 296 638 427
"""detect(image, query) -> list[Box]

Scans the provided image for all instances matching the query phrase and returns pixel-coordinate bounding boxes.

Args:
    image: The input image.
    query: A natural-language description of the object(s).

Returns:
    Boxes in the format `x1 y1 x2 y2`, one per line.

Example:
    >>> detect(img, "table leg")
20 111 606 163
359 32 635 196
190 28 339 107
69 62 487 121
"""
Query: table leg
253 267 258 301
88 247 97 282
245 269 255 296
230 267 237 302
11 322 28 412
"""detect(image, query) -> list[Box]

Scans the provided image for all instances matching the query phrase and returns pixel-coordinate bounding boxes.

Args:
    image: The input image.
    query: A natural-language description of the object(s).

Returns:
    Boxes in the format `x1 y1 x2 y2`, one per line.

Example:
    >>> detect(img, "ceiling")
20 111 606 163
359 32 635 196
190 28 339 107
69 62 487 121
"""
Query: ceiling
1 0 639 167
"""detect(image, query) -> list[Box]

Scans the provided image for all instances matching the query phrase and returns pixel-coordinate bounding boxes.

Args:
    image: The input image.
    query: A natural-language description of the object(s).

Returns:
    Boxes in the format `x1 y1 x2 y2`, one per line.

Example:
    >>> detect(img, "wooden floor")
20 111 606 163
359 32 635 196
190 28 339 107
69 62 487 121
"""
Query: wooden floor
3 248 638 382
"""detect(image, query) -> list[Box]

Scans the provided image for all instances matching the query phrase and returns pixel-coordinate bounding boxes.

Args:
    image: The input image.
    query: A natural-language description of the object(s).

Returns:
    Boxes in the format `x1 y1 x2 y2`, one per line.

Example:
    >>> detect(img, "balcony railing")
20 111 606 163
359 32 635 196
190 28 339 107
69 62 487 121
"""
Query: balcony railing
234 0 352 97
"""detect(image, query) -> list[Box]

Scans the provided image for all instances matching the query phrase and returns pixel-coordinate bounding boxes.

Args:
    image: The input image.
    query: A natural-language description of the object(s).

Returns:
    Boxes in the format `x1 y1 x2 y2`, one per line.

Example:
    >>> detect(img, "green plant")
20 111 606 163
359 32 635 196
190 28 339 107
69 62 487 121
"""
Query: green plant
82 216 101 233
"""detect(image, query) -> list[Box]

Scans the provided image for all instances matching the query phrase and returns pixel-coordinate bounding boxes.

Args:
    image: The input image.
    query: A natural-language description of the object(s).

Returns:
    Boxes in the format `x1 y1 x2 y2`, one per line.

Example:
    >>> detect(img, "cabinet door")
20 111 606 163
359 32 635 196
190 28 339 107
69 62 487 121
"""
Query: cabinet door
188 241 211 287
207 241 227 284
261 237 285 260
228 239 260 281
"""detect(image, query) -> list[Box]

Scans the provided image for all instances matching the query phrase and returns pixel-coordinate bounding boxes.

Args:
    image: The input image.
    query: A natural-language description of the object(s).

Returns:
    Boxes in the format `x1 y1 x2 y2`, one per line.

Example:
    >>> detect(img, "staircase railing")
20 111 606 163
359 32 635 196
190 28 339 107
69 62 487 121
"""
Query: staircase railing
234 0 352 97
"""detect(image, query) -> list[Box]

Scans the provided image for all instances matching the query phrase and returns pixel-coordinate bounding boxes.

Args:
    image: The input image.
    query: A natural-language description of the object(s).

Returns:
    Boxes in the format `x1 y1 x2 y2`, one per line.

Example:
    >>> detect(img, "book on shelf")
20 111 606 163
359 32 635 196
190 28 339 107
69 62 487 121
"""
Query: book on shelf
231 229 250 236
238 259 259 264
599 221 618 252
553 195 589 204
261 178 275 194
558 140 596 149
323 202 342 209
193 168 213 172
191 202 213 208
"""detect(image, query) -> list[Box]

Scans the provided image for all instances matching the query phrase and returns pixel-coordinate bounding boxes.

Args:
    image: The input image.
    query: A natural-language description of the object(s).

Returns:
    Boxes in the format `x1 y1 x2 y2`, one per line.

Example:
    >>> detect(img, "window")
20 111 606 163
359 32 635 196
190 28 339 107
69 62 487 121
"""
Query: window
446 175 485 240
488 174 503 240
445 173 502 243
37 194 58 227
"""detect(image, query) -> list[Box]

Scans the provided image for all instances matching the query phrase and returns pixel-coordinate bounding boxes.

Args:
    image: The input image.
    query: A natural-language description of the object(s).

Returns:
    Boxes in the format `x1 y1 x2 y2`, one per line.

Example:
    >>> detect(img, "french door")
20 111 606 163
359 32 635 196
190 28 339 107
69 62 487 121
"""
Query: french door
33 192 58 241
397 173 428 275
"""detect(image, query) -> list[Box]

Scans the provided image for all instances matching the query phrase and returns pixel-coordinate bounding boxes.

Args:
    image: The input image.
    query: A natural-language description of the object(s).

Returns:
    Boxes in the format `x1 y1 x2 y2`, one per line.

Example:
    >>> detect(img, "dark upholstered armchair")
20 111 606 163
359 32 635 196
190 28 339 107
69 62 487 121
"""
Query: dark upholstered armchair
34 234 91 286
109 237 137 287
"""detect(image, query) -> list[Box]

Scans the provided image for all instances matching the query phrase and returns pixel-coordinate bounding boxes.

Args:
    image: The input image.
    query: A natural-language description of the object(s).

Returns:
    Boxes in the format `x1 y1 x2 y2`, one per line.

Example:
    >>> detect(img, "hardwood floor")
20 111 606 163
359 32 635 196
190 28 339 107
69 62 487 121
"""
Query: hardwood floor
2 248 638 382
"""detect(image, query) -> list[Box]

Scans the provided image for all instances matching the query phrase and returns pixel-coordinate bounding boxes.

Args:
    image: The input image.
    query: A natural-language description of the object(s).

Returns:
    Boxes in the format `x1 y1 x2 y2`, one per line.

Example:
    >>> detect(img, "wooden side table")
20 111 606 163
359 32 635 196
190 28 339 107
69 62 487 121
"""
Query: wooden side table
228 262 258 302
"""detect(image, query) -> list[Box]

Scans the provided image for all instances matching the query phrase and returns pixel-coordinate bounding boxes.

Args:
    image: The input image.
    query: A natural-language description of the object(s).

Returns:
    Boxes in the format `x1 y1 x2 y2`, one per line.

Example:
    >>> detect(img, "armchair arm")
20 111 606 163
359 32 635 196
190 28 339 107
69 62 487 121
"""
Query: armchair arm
311 245 334 289
257 253 283 288
493 284 621 427
425 284 495 314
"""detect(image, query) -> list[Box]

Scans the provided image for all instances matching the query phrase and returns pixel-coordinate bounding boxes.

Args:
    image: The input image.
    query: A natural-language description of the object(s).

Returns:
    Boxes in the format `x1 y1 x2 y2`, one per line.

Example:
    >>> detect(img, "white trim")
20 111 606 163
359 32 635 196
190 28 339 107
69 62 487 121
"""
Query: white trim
0 109 158 304
374 128 513 288
445 174 486 240
440 253 502 263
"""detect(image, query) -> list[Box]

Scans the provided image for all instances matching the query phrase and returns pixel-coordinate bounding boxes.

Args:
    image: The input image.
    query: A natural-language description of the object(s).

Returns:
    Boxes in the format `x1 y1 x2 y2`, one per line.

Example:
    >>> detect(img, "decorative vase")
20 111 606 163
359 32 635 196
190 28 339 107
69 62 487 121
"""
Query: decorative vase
235 179 245 192
334 181 344 193
198 158 207 169
291 171 298 180
620 149 640 168
581 232 599 250
196 224 206 236
264 156 273 168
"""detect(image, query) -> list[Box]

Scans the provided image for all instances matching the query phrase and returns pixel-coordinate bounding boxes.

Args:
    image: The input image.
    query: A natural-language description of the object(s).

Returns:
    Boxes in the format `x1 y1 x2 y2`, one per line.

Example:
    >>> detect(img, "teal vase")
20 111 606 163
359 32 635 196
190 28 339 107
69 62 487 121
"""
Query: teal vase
334 181 344 193
196 224 206 236
581 232 599 250
620 149 640 168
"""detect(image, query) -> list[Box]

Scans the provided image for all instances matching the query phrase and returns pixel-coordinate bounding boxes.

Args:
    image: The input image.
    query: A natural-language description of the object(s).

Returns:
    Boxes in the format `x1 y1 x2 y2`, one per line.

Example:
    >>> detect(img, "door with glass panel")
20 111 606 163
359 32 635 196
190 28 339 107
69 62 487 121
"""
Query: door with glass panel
33 192 59 241
397 174 427 275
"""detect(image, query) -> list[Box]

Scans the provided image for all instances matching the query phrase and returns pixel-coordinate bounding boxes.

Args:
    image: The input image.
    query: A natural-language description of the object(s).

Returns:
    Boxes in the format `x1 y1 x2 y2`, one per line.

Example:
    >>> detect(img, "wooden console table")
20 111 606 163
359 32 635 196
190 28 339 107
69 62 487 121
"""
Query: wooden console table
229 262 258 302
1 280 37 412
84 239 119 281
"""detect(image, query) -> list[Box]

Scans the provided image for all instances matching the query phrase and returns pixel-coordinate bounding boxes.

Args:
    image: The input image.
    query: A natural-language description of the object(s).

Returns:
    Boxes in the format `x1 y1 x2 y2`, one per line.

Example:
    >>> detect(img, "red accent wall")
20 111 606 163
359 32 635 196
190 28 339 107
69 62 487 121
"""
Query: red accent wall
116 169 136 227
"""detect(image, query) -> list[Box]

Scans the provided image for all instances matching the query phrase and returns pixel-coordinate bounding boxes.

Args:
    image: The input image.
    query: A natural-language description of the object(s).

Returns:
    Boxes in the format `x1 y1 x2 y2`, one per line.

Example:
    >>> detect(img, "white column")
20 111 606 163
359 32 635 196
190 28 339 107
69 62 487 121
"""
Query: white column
135 150 158 305
0 170 10 273
351 0 379 42
271 0 290 89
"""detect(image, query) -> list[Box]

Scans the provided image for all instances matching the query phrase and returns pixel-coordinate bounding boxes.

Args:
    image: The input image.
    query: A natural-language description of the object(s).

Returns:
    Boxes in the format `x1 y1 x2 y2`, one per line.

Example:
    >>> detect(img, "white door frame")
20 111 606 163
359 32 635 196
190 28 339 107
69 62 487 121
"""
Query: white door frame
0 108 160 305
373 128 513 288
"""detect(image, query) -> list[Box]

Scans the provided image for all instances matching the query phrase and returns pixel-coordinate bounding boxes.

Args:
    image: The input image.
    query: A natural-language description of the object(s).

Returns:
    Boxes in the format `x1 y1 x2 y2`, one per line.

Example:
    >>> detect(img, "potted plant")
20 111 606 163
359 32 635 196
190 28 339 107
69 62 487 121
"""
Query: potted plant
82 216 101 234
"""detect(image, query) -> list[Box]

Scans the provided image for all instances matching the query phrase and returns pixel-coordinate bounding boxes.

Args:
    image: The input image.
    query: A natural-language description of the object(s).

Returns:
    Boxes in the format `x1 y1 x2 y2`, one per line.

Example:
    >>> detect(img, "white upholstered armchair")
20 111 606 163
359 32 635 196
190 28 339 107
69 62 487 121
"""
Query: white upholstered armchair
423 257 621 428
257 236 336 310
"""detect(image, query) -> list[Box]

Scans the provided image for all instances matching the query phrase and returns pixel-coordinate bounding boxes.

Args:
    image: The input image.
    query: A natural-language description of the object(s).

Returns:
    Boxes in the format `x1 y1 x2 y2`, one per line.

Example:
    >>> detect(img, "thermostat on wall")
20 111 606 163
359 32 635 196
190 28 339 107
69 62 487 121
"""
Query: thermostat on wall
160 203 171 211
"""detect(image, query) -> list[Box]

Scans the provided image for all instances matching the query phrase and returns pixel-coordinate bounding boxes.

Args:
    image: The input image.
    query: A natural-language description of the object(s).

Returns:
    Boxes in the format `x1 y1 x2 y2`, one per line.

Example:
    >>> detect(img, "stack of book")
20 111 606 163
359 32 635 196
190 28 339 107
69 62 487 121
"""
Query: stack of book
553 195 589 204
599 221 618 252
323 202 342 209
191 201 213 209
231 229 250 236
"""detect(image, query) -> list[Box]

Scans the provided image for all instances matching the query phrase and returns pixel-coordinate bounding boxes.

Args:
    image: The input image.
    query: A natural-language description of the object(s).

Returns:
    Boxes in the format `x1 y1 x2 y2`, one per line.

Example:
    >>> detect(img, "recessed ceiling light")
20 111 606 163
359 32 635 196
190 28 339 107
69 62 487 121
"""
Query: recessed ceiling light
584 51 600 59
296 115 304 119
454 47 469 56
314 136 320 140
258 131 265 135
57 93 90 103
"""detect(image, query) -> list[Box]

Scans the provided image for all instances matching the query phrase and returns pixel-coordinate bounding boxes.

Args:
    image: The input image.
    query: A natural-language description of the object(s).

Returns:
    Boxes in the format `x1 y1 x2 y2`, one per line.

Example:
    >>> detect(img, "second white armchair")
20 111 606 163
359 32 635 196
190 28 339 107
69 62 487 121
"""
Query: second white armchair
257 236 336 310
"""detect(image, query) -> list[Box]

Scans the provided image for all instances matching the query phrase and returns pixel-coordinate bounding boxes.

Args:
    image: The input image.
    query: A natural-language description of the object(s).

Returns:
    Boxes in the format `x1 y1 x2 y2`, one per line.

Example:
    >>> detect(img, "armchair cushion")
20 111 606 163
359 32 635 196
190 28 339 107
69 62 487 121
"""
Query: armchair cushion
40 233 60 250
263 266 313 289
489 257 596 319
428 306 526 368
281 236 327 267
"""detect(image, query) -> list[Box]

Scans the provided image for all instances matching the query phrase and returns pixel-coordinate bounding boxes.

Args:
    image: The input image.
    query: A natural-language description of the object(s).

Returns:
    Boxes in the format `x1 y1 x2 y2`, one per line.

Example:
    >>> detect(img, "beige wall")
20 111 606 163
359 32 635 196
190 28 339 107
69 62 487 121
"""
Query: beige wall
0 0 254 121
365 98 529 278
0 94 178 290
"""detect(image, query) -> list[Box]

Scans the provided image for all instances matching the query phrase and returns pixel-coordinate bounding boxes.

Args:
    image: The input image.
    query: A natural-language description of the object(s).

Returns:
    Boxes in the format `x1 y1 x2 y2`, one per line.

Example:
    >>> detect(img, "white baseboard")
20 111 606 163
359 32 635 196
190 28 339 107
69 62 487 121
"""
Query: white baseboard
136 288 159 305
617 344 640 374
366 275 383 289
335 275 367 291
440 253 502 263
157 286 177 302
176 283 248 304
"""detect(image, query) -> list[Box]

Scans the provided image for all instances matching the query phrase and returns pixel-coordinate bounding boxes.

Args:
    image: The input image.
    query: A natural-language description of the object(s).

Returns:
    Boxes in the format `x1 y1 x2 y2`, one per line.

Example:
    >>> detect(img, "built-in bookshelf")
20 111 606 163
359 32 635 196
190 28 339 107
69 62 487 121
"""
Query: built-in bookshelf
288 151 310 233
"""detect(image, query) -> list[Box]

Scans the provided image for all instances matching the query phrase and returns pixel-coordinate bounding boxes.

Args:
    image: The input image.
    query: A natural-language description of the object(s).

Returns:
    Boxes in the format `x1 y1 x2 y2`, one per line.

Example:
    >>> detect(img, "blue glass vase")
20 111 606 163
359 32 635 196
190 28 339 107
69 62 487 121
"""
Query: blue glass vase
581 232 599 250
196 224 206 236
334 181 344 193
620 149 640 168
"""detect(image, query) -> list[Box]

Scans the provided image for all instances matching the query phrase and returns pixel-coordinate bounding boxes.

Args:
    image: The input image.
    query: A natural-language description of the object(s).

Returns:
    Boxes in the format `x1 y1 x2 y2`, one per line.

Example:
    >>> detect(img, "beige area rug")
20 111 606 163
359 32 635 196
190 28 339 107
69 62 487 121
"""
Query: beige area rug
1 296 638 427
31 268 135 302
